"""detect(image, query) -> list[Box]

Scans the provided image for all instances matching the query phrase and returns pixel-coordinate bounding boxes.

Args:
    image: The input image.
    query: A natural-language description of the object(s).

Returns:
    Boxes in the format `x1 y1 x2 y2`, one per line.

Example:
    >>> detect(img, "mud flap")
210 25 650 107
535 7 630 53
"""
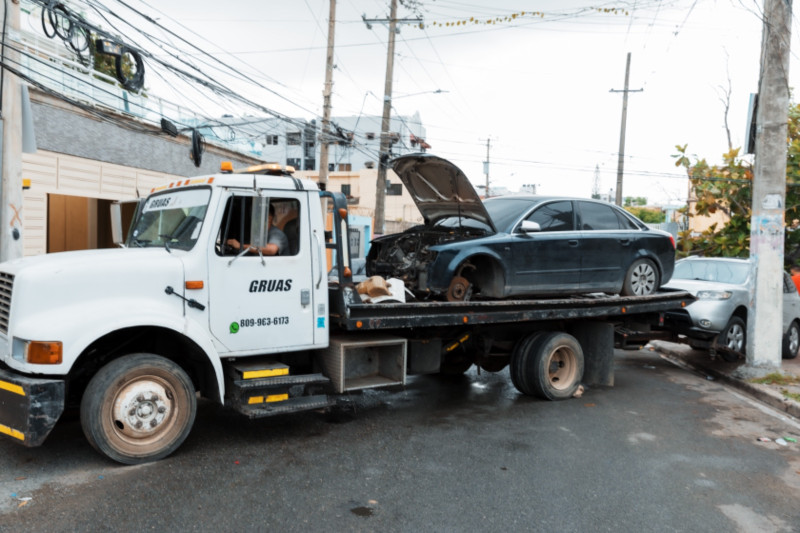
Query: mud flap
0 369 64 447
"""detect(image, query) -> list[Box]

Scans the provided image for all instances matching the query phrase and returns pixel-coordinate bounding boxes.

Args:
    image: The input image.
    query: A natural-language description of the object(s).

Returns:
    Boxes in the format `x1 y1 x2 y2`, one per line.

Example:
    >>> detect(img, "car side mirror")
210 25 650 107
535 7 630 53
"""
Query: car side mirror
519 220 541 233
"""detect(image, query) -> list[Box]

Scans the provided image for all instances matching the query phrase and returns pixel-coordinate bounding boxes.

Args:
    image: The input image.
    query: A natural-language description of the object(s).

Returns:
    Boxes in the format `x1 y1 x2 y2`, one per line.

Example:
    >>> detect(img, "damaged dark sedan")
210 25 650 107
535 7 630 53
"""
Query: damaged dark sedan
366 154 676 301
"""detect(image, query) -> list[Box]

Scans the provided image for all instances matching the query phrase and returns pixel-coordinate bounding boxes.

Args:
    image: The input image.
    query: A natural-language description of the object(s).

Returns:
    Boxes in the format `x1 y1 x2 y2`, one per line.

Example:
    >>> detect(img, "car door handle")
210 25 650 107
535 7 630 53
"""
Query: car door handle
568 240 579 247
619 238 631 246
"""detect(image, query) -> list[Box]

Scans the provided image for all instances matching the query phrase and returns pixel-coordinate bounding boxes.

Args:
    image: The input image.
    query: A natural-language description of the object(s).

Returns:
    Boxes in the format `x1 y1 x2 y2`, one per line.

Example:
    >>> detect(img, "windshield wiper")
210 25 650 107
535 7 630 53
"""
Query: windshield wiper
131 238 150 248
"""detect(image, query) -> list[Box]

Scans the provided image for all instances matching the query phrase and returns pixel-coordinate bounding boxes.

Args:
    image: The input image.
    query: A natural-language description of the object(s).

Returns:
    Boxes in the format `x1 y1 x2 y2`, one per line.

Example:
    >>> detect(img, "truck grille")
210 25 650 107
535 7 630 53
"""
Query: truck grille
0 272 12 334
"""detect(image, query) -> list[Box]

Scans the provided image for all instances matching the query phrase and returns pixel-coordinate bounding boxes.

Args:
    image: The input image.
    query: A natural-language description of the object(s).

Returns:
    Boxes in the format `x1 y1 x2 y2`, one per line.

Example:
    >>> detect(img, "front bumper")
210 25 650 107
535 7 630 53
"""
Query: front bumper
663 309 717 340
0 368 64 447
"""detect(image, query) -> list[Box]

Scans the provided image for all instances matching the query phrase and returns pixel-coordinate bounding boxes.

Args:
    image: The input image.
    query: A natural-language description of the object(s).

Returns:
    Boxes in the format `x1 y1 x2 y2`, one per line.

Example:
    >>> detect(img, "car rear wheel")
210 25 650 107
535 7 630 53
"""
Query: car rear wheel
621 258 659 296
716 316 745 361
783 321 800 359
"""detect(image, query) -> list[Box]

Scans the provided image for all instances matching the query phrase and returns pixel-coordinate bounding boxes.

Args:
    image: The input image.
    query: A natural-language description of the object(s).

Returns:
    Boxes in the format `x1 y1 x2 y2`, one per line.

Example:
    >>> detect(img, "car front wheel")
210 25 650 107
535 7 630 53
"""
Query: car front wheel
716 316 745 361
783 321 800 359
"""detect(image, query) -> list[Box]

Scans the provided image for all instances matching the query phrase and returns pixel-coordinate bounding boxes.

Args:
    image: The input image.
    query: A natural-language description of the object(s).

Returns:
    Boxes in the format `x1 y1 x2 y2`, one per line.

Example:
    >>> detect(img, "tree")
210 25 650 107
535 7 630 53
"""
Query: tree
625 206 664 224
623 196 647 207
673 101 800 266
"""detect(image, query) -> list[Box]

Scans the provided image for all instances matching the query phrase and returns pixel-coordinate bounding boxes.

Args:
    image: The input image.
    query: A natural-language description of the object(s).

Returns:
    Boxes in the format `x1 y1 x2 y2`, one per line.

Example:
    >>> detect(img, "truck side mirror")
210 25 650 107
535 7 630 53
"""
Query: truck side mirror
111 199 147 246
110 203 124 245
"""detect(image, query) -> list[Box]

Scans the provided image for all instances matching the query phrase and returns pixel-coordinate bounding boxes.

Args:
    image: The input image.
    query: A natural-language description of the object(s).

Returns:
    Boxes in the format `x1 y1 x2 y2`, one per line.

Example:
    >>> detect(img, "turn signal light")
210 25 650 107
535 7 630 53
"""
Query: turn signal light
185 280 204 290
27 341 63 364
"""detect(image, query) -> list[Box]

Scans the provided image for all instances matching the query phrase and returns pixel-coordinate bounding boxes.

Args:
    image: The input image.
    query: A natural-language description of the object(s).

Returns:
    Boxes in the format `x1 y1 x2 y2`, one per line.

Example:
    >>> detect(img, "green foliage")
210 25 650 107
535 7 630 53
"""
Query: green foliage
623 196 647 207
673 104 800 266
625 206 664 224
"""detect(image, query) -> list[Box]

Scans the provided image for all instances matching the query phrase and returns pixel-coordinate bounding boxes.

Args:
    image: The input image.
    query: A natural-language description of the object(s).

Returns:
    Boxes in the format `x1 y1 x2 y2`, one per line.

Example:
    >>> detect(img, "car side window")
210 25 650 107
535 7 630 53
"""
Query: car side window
525 201 574 231
579 202 621 231
615 210 640 230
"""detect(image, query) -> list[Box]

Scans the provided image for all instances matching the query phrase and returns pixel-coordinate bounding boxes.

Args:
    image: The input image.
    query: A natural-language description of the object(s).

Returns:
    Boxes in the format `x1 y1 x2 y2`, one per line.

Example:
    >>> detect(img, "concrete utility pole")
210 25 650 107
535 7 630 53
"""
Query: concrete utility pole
318 0 336 189
483 137 491 198
610 52 642 207
0 0 23 261
747 0 792 368
363 4 421 235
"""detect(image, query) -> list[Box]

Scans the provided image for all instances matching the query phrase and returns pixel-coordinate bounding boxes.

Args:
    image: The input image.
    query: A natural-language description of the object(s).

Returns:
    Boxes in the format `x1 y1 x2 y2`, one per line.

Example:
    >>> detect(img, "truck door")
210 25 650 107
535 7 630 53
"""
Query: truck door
208 191 317 353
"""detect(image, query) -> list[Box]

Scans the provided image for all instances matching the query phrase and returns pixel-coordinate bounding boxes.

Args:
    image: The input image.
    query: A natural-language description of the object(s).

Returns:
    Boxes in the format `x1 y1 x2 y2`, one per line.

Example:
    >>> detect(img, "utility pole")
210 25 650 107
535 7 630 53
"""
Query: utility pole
610 53 642 207
592 164 601 199
318 0 336 189
483 137 491 198
747 0 792 368
363 4 421 235
0 0 23 261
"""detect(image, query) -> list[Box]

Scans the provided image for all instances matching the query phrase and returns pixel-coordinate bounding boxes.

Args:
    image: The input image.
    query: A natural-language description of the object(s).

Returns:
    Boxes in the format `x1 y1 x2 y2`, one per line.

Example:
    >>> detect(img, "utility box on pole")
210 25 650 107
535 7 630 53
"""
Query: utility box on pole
747 0 792 368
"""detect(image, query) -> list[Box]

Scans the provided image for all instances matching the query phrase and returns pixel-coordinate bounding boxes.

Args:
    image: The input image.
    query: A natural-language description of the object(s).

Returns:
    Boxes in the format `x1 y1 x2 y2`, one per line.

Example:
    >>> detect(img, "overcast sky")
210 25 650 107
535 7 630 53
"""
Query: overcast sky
29 1 794 205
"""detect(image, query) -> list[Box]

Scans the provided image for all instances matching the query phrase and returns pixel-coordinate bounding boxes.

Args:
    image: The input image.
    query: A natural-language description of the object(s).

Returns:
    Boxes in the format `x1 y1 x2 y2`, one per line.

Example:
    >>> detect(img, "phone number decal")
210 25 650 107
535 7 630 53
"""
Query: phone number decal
229 316 289 333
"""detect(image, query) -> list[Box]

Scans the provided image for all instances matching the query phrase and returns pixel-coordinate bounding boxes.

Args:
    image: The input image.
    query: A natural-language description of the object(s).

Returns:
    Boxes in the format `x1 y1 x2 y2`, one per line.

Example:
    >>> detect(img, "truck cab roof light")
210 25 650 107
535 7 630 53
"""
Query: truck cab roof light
220 161 233 173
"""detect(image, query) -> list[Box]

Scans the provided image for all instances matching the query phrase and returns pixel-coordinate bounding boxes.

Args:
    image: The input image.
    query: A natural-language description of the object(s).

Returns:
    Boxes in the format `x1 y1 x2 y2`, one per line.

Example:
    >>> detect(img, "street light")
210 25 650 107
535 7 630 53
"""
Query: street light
392 89 448 99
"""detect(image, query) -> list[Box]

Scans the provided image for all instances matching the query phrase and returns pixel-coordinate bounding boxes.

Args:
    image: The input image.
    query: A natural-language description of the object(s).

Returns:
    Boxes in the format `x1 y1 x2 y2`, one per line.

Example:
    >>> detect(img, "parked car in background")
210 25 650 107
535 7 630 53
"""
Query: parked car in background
366 153 676 301
663 257 800 360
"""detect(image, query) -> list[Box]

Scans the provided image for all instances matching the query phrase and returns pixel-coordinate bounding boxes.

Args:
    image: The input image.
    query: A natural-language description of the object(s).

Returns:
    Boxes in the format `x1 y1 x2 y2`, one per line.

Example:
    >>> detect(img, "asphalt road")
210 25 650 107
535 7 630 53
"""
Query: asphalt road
1 349 799 532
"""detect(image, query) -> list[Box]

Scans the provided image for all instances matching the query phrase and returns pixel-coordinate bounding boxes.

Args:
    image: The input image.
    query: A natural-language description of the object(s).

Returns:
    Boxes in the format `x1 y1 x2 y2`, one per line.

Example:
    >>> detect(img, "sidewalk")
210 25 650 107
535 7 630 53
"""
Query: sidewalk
649 340 800 419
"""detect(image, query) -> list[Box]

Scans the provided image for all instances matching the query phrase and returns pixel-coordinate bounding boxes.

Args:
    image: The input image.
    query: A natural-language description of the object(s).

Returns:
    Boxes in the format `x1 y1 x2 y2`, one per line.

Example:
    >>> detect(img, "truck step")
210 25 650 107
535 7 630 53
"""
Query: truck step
227 360 290 380
235 394 333 419
232 373 330 391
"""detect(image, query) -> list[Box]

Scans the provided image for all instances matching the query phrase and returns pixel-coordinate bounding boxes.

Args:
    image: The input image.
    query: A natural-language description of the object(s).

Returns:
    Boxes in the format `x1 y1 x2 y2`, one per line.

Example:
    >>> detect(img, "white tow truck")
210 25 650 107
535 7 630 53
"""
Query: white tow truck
0 155 690 464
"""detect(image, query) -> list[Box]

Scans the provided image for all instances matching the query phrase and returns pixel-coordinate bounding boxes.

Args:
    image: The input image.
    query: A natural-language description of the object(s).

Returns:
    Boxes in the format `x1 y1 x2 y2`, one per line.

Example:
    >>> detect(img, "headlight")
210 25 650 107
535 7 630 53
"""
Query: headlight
696 290 732 300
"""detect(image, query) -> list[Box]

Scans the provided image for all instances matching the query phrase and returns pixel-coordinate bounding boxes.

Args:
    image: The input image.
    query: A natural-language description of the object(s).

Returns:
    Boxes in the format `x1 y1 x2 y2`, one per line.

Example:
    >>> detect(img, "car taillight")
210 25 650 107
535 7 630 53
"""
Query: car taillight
669 235 676 249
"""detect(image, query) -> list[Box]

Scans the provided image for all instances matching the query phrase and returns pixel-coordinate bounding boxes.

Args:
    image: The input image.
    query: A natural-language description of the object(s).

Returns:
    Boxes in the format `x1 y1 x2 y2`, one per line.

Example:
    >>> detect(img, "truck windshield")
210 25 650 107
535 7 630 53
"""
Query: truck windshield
128 188 211 251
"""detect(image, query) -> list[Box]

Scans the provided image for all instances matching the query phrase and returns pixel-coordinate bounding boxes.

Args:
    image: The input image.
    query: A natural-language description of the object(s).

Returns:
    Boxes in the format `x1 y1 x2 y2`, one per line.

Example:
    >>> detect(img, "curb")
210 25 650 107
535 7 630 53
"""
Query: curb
652 344 800 420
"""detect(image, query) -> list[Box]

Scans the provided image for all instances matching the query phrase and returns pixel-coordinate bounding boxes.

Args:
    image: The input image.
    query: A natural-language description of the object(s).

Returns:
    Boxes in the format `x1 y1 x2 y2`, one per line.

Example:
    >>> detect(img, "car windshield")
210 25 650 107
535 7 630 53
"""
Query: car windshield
673 260 750 285
433 216 493 231
484 198 538 231
128 188 211 251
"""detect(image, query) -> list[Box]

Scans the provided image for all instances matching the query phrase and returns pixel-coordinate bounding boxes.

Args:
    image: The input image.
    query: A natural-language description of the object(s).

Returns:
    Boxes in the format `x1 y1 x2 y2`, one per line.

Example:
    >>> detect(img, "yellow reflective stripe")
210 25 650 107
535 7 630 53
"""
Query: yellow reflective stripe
0 422 24 441
266 394 288 403
0 380 25 396
242 368 289 379
248 396 264 404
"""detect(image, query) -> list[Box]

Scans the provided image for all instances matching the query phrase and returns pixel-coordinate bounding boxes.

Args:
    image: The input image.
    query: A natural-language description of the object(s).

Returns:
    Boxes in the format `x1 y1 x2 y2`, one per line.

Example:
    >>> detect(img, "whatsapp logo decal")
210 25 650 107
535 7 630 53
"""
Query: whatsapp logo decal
229 322 239 334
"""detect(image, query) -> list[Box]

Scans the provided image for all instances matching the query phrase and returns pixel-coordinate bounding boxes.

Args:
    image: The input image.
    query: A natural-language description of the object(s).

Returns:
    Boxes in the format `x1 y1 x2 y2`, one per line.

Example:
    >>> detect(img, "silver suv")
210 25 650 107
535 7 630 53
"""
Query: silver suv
663 257 800 361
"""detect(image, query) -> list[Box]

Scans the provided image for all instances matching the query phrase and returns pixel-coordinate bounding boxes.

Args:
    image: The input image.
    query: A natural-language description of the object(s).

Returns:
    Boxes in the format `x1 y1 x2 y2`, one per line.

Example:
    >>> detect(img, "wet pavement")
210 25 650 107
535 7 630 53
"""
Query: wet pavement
2 348 800 531
650 340 800 419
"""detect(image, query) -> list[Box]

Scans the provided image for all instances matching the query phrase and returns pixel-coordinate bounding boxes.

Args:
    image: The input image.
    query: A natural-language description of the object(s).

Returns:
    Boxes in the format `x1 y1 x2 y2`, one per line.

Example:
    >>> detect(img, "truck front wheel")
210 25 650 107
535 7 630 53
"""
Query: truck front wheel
80 353 197 465
511 332 584 400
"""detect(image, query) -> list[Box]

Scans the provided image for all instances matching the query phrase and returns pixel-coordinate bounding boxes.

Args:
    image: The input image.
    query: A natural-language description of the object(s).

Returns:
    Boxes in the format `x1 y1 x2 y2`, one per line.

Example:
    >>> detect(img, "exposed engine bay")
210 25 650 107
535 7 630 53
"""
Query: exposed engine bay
366 226 489 297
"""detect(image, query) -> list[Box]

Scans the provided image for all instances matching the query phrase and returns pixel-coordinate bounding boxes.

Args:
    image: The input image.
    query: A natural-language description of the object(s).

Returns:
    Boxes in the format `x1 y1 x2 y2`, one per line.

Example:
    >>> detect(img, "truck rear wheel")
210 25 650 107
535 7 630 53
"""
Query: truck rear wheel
80 353 197 465
511 332 584 400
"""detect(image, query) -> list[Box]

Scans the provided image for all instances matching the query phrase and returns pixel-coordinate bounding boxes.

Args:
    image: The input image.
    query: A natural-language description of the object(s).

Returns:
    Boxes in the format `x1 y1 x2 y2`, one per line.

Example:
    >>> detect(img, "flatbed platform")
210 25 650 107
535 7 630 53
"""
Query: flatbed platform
330 288 694 331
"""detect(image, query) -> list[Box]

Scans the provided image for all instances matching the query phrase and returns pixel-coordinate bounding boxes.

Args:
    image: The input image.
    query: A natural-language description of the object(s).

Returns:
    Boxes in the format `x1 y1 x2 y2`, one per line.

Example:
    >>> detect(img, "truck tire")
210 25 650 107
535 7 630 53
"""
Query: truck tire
512 332 584 400
509 332 544 393
621 258 659 296
80 353 197 465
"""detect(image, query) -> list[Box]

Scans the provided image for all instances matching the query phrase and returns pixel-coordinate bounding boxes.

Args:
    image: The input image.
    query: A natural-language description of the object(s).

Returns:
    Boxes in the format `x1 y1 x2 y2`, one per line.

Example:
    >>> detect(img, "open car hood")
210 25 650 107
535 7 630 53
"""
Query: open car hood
391 153 496 231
